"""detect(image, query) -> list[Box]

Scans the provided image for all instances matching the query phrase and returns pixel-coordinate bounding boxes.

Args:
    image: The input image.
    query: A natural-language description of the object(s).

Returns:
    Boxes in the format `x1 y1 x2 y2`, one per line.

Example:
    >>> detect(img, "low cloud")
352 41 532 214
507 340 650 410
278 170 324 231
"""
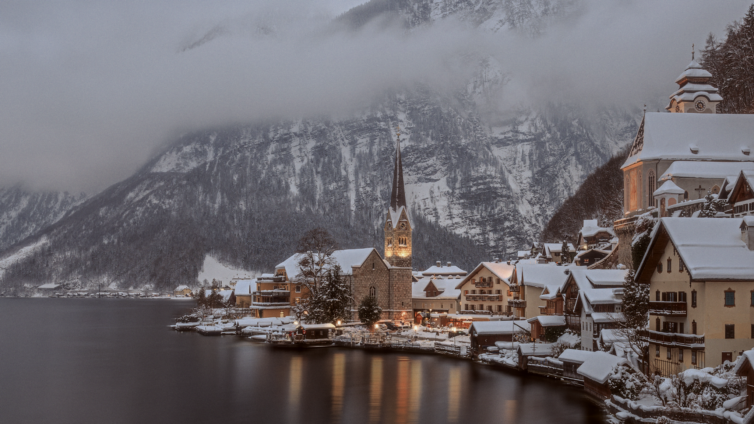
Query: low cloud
0 0 749 193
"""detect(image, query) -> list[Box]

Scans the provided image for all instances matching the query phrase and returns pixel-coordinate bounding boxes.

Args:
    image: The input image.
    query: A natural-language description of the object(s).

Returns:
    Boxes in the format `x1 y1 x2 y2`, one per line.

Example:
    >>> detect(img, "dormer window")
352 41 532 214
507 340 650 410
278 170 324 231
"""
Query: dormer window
689 144 699 154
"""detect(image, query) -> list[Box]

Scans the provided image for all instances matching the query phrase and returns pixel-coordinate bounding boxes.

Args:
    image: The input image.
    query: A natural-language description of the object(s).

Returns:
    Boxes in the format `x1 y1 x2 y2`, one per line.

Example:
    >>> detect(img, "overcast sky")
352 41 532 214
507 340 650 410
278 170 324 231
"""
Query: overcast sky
0 0 750 194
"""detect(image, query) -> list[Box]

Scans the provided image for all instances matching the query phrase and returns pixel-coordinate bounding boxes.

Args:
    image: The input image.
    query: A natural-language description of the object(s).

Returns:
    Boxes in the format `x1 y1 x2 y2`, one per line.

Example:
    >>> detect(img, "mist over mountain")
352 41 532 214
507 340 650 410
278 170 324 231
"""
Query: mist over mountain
1 0 748 291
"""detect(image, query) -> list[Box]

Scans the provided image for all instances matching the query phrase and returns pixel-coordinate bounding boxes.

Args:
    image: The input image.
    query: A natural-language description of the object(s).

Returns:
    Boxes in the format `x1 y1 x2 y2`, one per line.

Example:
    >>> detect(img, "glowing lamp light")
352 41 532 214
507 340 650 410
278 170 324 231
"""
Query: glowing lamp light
337 320 341 326
294 321 299 326
413 325 418 331
374 324 379 329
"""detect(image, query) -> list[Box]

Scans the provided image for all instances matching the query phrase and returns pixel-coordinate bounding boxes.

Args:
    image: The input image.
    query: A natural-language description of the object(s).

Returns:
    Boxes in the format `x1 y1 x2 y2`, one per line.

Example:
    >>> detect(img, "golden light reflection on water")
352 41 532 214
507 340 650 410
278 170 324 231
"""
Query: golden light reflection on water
394 357 409 424
369 357 383 424
447 367 461 423
408 359 421 424
288 355 302 420
504 399 517 423
331 353 345 423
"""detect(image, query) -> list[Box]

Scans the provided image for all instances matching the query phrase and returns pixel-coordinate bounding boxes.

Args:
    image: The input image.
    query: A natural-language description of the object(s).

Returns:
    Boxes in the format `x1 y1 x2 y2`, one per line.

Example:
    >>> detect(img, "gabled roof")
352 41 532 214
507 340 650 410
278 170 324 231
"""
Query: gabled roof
234 279 257 296
578 220 615 239
583 288 622 305
526 315 566 327
558 349 595 364
636 218 754 281
515 263 571 289
622 113 754 169
413 276 461 300
276 248 378 279
469 320 530 335
728 170 754 205
576 352 626 384
456 262 515 289
543 243 575 257
421 263 467 276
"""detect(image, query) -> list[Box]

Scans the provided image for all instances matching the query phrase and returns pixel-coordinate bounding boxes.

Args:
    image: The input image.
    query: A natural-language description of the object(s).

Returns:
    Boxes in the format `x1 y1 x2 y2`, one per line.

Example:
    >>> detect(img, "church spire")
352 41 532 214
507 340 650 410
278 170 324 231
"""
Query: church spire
390 126 407 211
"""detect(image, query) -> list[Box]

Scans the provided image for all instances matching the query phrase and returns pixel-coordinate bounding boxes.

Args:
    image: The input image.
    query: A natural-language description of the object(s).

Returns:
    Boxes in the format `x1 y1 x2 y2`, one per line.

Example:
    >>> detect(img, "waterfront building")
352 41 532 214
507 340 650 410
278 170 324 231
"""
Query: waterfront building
173 285 192 297
508 263 570 319
468 320 530 353
233 279 256 308
577 351 626 399
456 261 515 315
733 349 754 408
412 276 463 324
636 217 754 374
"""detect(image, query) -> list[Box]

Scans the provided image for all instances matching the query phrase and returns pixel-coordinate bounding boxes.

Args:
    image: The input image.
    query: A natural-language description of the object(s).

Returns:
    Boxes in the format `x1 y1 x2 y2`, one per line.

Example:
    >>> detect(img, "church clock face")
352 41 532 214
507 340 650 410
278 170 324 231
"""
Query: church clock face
695 99 706 112
399 222 406 230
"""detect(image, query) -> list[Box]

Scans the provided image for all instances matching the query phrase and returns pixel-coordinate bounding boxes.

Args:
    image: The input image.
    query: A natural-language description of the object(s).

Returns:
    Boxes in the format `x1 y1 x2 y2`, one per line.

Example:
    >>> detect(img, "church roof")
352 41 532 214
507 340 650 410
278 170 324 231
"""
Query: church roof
675 60 712 83
653 180 685 196
390 134 407 211
622 113 754 169
275 248 377 279
660 161 754 181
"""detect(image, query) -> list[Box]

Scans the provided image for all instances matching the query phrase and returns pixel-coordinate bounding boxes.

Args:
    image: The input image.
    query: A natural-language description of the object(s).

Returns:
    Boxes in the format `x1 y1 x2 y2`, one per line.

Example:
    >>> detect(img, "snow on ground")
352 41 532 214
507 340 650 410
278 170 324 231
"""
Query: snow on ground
0 237 48 280
197 255 257 285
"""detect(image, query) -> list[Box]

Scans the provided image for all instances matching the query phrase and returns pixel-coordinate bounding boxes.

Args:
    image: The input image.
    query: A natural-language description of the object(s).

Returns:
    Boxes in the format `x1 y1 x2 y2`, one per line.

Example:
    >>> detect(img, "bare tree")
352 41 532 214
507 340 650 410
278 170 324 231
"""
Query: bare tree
295 227 339 291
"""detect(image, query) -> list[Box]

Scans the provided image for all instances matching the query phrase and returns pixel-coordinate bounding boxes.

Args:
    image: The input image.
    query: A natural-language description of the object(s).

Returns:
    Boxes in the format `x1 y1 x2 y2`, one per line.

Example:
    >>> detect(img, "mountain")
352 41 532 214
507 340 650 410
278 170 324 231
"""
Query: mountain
0 0 639 291
0 186 86 251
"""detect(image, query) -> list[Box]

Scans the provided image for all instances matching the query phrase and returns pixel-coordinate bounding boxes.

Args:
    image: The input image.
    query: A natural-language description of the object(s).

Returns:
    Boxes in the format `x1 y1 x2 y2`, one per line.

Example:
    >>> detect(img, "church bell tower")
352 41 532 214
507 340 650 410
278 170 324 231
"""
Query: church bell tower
667 45 722 114
384 127 412 268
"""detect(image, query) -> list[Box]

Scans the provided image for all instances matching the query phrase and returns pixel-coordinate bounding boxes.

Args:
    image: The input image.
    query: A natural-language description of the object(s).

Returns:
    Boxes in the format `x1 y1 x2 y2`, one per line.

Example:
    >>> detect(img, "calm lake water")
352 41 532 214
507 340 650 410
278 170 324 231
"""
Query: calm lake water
0 298 605 424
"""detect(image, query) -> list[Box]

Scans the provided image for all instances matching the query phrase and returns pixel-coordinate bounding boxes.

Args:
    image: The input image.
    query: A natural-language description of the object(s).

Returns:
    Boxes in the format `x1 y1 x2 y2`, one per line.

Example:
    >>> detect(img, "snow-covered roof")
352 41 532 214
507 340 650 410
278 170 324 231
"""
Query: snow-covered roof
517 251 531 259
543 243 575 257
457 262 515 289
516 263 571 289
421 263 467 276
387 206 412 228
592 312 625 324
558 349 596 364
660 161 754 182
583 288 621 305
585 270 627 287
579 220 615 239
576 352 626 384
653 180 685 196
517 343 555 357
623 113 754 168
599 329 629 345
639 218 754 281
276 248 377 279
733 348 754 374
539 284 563 300
526 315 566 327
174 285 190 291
300 323 336 330
38 283 60 289
413 276 462 299
469 320 530 335
234 279 257 296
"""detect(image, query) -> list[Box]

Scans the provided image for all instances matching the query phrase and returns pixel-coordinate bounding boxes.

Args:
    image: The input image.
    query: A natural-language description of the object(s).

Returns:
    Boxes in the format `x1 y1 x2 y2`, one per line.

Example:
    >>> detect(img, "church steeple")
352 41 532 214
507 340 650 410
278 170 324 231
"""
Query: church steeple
667 45 722 113
390 126 407 211
384 126 412 268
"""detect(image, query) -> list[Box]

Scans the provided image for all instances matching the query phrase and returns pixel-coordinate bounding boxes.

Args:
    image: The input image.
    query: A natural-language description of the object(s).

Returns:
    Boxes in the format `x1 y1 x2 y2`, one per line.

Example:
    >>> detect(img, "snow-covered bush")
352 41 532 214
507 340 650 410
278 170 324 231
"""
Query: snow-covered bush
551 330 581 357
608 364 645 400
651 366 744 410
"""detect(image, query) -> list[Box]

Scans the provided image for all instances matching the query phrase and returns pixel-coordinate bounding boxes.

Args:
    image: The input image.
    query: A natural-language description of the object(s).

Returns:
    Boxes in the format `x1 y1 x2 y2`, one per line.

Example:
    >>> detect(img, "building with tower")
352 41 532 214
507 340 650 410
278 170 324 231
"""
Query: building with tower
614 53 754 267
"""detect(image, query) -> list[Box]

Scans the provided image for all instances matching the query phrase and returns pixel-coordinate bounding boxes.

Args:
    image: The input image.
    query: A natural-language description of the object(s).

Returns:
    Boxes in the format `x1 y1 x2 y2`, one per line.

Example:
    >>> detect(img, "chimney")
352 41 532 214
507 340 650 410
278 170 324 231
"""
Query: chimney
742 218 754 250
447 262 451 267
493 257 499 263
436 261 442 267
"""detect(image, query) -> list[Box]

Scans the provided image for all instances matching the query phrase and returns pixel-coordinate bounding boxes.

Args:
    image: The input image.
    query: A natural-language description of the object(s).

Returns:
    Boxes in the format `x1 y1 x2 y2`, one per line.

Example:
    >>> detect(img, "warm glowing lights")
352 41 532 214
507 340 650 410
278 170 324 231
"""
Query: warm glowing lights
337 320 341 326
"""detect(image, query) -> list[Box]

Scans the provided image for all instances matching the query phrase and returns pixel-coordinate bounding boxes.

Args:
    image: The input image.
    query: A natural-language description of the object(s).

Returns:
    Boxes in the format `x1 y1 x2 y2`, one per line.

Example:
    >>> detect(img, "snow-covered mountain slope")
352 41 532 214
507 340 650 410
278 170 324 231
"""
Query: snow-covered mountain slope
0 186 86 251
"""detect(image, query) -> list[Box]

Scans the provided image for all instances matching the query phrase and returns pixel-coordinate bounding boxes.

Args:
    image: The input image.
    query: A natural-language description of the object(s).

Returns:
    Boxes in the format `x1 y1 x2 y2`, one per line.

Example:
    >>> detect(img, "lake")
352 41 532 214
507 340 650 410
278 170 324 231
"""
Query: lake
0 298 605 424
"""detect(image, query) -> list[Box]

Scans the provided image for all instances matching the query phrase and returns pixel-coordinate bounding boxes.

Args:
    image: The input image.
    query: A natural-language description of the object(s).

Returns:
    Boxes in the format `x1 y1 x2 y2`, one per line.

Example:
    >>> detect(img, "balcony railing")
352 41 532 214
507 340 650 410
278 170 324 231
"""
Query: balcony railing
253 295 290 304
648 301 687 316
641 330 704 348
508 299 526 308
508 285 520 293
465 294 502 302
474 281 493 288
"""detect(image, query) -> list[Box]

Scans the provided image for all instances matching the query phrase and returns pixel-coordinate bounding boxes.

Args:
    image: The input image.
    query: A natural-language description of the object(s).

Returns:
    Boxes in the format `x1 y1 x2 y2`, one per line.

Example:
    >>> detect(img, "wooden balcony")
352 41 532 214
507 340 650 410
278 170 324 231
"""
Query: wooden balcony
508 285 520 293
508 299 526 308
648 301 687 316
474 281 493 288
465 294 502 302
641 330 704 348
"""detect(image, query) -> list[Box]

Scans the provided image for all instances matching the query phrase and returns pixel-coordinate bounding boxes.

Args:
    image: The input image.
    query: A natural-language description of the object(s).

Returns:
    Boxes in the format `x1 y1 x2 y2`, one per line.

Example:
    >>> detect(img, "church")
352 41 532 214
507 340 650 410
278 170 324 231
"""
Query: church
267 131 413 322
615 55 754 266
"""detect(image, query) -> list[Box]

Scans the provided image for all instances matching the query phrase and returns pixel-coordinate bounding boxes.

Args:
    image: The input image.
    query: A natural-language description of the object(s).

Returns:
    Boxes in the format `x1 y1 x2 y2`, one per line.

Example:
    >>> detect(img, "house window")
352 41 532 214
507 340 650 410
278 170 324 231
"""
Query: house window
691 351 697 365
657 262 663 273
667 347 672 360
679 292 687 303
725 290 735 307
725 324 735 339
679 260 684 272
679 349 684 362
497 305 502 312
656 345 660 357
751 291 754 306
464 304 468 310
471 290 476 294
751 324 754 339
369 287 376 299
656 318 660 331
295 285 301 293
465 290 468 295
495 290 501 294
656 290 660 301
667 258 672 273
691 290 697 308
692 320 697 335
479 304 483 310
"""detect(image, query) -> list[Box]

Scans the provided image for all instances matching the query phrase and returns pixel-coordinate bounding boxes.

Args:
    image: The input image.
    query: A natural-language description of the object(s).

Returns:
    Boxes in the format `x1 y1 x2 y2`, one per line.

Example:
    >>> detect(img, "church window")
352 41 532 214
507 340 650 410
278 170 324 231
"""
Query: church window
667 258 672 273
387 238 393 247
648 171 656 207
711 185 720 194
684 191 689 200
369 286 376 299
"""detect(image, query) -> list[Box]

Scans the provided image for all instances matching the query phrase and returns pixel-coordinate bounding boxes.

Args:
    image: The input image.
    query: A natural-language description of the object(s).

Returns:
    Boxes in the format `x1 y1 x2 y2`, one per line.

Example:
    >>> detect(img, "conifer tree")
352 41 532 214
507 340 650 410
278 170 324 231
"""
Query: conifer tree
358 295 382 329
307 265 351 324
560 240 570 264
616 270 650 372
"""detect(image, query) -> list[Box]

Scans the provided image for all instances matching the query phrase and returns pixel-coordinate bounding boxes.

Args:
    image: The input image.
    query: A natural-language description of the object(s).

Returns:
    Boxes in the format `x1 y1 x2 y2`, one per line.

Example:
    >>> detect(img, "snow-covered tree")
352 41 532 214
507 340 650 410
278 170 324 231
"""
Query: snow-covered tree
358 295 382 329
295 228 339 293
616 270 650 371
698 191 728 218
560 240 570 264
307 265 351 324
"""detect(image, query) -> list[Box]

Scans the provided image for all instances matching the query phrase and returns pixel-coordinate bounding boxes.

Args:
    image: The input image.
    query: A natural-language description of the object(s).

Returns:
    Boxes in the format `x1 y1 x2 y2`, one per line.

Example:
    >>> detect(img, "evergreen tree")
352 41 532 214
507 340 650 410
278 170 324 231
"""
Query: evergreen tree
307 265 351 324
560 240 570 264
358 295 382 329
616 270 650 372
698 191 728 217
195 288 206 307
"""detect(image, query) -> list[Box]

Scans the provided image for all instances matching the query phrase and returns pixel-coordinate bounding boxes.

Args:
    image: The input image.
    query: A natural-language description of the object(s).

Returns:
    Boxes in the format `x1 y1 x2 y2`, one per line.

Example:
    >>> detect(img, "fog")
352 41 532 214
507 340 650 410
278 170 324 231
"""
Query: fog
0 0 750 193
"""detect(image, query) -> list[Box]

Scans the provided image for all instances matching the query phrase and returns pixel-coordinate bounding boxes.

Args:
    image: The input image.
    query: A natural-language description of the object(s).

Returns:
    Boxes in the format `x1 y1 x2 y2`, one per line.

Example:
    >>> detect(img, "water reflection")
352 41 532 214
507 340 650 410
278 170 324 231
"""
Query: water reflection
505 399 518 423
331 353 345 423
409 358 421 424
395 357 409 424
447 367 461 423
369 357 383 424
288 355 303 422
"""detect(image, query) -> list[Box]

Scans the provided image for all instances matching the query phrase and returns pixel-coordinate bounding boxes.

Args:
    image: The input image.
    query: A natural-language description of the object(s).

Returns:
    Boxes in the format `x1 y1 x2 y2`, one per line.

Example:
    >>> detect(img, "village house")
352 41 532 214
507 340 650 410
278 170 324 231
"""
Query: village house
173 285 192 297
636 217 754 375
508 263 571 319
468 320 530 353
615 58 754 266
412 262 466 324
734 349 754 408
577 351 627 400
527 315 566 342
727 170 754 218
233 279 256 308
577 220 615 250
558 349 594 382
456 261 515 315
542 243 575 264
